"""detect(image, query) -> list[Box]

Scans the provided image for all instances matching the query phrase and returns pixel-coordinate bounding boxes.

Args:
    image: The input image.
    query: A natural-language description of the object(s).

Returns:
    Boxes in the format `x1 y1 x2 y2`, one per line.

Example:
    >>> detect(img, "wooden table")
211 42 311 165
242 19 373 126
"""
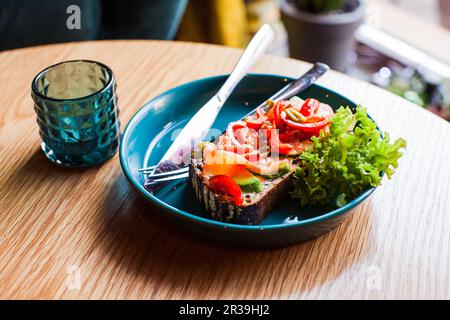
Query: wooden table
0 41 449 299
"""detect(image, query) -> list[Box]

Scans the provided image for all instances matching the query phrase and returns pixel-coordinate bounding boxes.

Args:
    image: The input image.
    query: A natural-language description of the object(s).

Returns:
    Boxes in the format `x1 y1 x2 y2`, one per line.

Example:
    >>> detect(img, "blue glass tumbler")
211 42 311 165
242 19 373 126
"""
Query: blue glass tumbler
31 60 120 167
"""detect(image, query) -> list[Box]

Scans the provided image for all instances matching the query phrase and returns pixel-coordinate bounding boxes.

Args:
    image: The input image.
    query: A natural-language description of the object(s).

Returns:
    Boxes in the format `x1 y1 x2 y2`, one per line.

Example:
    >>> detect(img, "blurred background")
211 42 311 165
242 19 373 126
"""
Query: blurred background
1 0 450 121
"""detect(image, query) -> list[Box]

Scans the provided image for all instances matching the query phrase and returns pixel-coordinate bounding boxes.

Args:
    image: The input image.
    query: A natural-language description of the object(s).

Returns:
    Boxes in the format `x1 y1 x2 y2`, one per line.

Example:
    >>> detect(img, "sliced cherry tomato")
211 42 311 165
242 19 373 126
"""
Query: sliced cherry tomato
273 100 289 129
246 117 267 129
245 107 268 129
208 175 244 206
300 98 320 116
221 98 331 158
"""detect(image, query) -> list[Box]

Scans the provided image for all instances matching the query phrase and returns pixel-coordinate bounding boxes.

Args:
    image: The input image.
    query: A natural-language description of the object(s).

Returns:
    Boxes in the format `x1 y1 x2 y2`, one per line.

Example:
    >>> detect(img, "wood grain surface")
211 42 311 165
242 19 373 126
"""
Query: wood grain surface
0 40 449 299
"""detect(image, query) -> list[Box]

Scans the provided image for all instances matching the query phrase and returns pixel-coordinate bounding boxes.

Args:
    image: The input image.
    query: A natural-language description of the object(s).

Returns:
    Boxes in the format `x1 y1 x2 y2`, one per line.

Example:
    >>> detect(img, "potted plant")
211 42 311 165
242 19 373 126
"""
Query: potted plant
281 0 365 71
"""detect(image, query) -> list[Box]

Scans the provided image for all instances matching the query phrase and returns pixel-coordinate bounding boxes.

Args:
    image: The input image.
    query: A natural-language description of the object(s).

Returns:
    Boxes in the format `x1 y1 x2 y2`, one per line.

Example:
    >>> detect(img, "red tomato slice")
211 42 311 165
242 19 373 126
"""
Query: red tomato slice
273 100 289 129
300 98 320 116
246 117 266 129
208 175 244 206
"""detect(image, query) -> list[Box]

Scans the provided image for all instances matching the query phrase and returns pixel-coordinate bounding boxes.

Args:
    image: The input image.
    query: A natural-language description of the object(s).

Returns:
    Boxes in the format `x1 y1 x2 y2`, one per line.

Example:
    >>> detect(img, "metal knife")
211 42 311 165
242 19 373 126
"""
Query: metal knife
143 62 330 188
146 24 275 179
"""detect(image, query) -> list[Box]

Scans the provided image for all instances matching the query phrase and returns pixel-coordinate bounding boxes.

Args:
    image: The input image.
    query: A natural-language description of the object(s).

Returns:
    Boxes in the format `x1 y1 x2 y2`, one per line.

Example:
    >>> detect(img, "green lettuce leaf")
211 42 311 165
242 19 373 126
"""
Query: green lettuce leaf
290 105 407 207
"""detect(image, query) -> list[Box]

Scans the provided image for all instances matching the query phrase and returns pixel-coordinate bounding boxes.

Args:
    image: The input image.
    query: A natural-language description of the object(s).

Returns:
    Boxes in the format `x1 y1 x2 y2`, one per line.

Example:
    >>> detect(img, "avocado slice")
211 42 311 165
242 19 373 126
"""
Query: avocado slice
232 171 263 193
262 162 291 179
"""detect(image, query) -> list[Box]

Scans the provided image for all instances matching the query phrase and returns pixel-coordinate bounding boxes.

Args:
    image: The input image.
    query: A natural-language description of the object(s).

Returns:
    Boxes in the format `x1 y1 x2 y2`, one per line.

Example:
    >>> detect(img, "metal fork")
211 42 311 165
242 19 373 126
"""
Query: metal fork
140 165 189 185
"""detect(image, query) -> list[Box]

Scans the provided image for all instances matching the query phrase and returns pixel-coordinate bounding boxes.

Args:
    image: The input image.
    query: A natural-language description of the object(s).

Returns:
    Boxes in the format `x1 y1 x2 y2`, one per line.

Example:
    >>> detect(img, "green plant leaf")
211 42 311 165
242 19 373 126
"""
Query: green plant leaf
296 0 345 13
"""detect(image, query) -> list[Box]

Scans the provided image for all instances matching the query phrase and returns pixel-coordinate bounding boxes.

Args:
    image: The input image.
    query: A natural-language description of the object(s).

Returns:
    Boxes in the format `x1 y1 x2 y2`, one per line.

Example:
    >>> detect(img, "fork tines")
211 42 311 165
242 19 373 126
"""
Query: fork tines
139 165 189 184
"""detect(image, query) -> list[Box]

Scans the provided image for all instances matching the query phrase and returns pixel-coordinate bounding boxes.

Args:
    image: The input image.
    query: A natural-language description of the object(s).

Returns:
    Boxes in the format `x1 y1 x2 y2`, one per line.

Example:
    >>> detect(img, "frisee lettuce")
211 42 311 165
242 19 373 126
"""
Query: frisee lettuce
290 105 407 207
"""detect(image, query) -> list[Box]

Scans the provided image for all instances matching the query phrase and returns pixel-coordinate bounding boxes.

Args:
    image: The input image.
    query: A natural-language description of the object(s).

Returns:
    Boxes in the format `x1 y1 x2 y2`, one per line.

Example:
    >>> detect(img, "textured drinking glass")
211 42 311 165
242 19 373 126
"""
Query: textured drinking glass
31 60 120 167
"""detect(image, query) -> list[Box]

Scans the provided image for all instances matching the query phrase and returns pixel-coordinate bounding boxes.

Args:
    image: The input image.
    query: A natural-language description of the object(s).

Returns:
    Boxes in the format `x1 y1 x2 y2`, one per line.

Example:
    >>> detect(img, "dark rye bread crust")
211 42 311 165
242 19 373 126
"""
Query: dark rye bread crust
189 159 295 225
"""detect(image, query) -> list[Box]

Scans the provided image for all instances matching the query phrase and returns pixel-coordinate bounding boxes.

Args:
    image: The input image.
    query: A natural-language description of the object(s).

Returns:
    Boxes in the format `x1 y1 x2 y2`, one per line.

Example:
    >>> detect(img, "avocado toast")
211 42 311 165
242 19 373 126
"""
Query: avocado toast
190 159 295 225
189 97 334 225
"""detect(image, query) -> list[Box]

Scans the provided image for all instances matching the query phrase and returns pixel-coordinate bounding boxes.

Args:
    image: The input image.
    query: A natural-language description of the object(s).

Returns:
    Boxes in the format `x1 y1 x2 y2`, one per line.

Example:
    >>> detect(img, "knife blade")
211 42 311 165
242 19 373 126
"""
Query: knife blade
147 24 275 178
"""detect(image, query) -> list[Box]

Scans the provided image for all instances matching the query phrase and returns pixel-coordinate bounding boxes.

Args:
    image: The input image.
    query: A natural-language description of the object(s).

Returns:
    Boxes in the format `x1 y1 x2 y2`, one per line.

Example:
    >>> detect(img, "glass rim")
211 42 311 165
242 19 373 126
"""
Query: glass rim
31 59 115 103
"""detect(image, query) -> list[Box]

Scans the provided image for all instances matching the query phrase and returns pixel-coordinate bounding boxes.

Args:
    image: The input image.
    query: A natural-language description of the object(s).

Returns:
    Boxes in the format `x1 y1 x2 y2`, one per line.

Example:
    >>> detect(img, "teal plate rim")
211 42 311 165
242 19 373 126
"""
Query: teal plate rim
119 73 376 231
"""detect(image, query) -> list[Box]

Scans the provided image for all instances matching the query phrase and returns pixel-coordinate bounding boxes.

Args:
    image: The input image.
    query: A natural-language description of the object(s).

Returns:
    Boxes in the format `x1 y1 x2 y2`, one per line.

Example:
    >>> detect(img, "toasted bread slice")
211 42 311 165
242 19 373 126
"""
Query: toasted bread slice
189 158 295 225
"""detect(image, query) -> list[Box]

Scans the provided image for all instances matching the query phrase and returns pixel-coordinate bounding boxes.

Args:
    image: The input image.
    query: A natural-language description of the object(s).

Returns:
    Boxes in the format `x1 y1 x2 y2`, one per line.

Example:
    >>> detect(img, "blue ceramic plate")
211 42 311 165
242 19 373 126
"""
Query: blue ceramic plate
119 74 375 248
